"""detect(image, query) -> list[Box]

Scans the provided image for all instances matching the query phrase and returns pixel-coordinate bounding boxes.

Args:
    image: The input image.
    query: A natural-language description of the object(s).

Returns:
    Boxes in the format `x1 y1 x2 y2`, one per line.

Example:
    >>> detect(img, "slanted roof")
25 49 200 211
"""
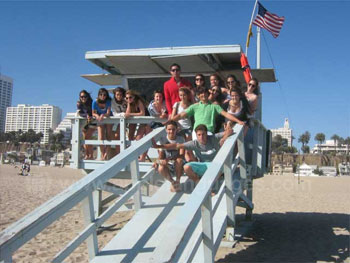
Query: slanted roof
82 45 276 86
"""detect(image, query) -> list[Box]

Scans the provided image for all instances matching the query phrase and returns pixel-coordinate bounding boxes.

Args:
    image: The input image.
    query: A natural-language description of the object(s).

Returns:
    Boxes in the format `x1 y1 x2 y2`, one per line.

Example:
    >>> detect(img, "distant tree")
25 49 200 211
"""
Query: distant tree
298 131 311 152
301 145 310 154
344 137 350 156
314 133 325 154
331 134 341 154
272 135 288 154
49 130 65 152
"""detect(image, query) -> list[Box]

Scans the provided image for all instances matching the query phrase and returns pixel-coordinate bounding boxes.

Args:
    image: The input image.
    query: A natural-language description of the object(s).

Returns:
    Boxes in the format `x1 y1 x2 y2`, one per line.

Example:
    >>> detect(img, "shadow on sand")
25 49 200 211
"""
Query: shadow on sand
217 212 349 262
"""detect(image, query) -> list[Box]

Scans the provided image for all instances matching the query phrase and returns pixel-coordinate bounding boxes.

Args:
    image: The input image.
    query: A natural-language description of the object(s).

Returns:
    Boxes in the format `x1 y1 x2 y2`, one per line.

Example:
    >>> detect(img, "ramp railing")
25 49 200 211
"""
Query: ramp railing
151 120 269 262
0 127 166 263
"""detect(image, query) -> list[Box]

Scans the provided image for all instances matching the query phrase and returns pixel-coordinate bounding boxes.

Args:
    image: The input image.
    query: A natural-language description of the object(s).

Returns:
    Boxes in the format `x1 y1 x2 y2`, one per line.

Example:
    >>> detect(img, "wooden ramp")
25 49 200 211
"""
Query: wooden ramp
92 178 229 263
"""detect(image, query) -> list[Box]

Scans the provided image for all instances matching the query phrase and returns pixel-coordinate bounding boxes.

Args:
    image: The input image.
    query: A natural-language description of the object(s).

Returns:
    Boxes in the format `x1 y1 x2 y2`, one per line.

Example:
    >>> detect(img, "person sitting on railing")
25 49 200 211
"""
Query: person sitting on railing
172 87 245 138
154 124 233 187
245 77 259 115
77 90 96 160
148 89 168 129
152 121 185 192
92 88 113 161
225 87 250 134
111 87 127 155
125 90 151 161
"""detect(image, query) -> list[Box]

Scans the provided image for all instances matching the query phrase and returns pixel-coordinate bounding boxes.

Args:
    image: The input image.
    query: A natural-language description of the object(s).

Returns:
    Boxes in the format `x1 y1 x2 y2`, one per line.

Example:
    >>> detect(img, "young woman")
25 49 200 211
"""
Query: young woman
209 86 225 106
225 74 241 93
226 87 250 129
245 78 259 115
77 90 95 159
125 90 151 161
111 87 127 155
148 89 168 129
193 73 206 102
92 88 113 161
171 87 195 162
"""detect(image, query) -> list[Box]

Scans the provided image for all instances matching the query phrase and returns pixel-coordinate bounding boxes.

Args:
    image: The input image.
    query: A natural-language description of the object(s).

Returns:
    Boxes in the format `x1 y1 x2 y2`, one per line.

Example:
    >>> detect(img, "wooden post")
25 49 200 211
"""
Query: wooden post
130 159 142 211
82 193 98 260
251 123 259 176
224 152 235 227
70 118 81 169
120 117 126 151
201 194 214 263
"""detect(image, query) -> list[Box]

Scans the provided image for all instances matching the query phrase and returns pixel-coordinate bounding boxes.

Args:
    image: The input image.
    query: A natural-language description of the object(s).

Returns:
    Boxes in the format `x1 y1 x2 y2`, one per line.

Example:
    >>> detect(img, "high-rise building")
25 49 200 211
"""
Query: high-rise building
271 118 293 147
54 112 75 146
0 74 13 132
5 104 62 144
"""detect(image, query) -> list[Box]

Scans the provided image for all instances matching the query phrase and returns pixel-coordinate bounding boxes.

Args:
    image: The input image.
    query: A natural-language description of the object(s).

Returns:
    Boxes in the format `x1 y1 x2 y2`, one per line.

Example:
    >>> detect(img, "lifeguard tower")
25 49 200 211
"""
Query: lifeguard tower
0 45 275 263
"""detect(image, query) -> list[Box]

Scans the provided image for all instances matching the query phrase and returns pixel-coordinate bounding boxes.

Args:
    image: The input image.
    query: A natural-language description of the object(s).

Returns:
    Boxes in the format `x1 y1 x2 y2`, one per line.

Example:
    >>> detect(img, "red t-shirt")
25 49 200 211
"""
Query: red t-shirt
163 77 192 114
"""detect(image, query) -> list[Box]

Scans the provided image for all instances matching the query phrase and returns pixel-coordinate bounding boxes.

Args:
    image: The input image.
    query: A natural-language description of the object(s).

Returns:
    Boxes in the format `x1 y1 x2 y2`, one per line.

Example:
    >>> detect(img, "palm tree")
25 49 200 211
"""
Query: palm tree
331 134 340 155
298 131 311 154
314 133 325 154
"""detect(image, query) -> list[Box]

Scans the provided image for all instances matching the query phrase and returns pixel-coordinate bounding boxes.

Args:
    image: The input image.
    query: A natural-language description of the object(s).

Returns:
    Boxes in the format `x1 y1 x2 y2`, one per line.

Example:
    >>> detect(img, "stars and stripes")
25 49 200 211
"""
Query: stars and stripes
252 2 285 38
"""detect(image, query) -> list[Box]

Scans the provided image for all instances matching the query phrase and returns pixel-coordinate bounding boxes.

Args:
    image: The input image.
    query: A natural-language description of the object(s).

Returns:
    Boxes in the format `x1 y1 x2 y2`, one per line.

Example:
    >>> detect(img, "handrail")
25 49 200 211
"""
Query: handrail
151 124 246 262
69 115 167 169
0 127 166 262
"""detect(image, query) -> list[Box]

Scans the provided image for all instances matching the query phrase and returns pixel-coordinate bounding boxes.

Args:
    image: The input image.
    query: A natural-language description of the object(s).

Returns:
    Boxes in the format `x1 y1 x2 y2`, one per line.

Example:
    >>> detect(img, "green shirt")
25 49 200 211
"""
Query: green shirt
185 102 223 132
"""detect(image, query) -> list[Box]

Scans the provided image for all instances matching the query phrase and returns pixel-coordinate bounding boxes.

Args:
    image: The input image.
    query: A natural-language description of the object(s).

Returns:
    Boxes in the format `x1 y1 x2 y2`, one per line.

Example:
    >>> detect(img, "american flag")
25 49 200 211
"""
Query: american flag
252 2 285 38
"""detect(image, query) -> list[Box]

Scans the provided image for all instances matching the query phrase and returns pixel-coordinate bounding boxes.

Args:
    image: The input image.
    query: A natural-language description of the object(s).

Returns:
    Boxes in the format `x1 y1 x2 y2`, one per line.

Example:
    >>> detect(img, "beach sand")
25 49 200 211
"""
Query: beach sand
1 165 349 262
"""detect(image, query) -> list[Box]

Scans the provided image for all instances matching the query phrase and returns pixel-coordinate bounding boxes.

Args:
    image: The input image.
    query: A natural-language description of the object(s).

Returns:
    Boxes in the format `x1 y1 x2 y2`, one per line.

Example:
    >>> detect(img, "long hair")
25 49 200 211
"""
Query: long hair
225 74 241 90
126 90 148 112
249 78 260 95
78 90 93 106
97 88 111 104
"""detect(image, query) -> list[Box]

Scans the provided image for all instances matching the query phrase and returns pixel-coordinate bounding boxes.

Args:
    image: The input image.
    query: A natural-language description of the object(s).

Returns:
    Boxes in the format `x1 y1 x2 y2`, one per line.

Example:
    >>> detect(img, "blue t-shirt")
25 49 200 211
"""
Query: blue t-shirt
92 100 112 115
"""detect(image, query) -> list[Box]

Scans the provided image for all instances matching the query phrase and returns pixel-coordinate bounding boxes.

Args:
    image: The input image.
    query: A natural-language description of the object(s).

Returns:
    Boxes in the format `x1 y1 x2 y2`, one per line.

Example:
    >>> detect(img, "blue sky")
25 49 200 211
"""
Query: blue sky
1 0 349 148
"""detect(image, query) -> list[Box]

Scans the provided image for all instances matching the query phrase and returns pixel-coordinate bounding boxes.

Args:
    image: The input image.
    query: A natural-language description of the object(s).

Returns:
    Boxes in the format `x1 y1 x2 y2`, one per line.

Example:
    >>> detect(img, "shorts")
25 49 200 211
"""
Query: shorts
185 162 211 177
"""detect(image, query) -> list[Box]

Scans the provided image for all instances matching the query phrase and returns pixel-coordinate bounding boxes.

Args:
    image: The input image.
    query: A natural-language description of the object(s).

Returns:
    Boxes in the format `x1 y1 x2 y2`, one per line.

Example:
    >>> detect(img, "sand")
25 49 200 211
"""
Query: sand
0 165 349 262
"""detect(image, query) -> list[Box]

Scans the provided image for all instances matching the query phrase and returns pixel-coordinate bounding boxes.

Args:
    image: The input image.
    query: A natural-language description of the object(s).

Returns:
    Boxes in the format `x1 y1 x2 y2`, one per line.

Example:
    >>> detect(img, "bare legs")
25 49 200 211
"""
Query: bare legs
183 165 200 184
158 158 184 192
83 128 95 159
97 124 113 160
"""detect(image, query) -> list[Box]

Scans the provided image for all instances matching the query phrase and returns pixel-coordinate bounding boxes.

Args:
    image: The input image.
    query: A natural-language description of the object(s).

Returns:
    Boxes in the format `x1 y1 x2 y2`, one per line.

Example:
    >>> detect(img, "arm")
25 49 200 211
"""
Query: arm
221 110 245 126
172 111 187 122
164 84 172 115
126 101 146 117
219 126 233 146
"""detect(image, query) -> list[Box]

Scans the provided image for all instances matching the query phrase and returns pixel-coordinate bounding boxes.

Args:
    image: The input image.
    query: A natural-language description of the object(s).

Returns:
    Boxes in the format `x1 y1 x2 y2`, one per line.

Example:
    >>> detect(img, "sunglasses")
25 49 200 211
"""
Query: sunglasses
195 78 203 81
227 81 235 84
80 95 87 99
126 96 134 100
171 68 180 72
212 89 219 92
99 93 107 97
248 83 256 87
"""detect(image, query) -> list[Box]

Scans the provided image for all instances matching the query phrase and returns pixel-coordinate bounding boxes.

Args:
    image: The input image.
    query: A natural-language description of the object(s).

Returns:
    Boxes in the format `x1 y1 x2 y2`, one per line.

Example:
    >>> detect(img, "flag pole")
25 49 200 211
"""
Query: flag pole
245 0 259 55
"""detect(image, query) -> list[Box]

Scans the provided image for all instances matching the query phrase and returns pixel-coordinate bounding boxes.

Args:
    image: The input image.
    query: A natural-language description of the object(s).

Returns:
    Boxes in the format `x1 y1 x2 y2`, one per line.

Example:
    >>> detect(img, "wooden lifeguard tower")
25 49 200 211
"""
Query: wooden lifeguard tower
0 45 275 263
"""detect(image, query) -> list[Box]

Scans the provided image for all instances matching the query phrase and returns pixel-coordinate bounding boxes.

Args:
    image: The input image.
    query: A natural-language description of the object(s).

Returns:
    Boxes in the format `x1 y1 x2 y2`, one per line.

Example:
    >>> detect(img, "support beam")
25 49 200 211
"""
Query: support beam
201 195 214 263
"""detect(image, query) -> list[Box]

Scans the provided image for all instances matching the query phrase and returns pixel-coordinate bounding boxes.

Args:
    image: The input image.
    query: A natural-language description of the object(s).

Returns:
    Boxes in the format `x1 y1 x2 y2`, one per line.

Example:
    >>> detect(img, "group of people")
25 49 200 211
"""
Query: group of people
77 63 259 192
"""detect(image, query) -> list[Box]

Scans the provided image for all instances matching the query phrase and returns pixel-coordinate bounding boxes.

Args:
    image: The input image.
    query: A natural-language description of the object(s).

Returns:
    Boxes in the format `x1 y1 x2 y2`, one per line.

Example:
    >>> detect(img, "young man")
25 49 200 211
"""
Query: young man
155 124 233 184
153 121 185 192
163 63 192 115
172 87 245 134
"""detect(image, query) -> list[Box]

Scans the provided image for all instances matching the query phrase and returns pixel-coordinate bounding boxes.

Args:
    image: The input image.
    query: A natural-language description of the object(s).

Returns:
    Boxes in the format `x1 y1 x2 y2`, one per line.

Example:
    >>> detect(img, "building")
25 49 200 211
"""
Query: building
5 104 62 144
0 74 13 132
54 112 75 146
271 118 293 147
312 140 349 154
295 163 317 176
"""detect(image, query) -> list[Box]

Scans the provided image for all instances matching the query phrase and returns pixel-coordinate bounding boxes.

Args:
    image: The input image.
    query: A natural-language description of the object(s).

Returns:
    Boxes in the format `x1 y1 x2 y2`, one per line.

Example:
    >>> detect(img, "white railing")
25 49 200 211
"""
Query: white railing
0 127 166 263
70 115 167 170
0 117 270 263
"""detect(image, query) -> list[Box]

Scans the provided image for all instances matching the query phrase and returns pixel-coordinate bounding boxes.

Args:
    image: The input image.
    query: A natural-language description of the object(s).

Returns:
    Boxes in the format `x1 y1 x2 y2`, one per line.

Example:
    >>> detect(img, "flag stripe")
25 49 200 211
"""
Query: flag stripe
252 2 285 38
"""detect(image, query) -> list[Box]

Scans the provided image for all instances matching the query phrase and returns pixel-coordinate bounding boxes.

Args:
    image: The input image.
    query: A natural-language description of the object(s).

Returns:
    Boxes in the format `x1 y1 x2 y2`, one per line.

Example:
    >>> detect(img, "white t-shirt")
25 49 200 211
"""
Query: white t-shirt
111 99 127 115
172 102 192 130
